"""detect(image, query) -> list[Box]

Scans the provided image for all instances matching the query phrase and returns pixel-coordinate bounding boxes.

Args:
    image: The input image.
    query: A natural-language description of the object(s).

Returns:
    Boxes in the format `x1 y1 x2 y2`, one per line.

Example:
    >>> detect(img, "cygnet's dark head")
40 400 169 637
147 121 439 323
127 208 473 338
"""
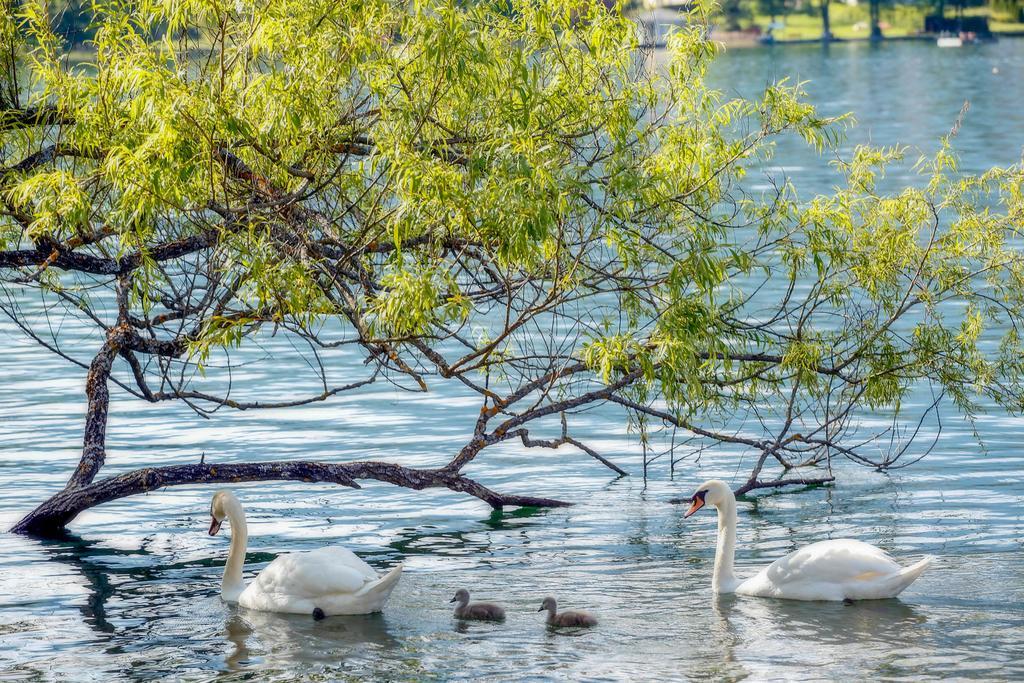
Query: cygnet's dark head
539 596 556 612
450 588 470 604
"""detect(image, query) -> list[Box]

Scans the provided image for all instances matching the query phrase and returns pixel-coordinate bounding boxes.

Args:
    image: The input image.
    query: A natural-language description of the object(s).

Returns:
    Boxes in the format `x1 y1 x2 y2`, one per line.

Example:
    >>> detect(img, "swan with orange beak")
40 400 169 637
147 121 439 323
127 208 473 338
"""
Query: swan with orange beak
683 480 933 601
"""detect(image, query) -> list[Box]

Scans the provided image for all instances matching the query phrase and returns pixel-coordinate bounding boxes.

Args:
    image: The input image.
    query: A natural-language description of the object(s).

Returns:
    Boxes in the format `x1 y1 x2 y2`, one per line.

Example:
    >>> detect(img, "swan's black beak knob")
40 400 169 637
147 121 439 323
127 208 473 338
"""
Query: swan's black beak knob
449 596 457 603
208 516 222 536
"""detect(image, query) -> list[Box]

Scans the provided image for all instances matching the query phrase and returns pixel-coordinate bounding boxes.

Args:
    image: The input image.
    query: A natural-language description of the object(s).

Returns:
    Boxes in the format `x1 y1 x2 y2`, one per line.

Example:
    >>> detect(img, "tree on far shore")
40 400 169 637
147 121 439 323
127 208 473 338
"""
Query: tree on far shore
870 0 884 38
720 0 749 29
817 0 833 40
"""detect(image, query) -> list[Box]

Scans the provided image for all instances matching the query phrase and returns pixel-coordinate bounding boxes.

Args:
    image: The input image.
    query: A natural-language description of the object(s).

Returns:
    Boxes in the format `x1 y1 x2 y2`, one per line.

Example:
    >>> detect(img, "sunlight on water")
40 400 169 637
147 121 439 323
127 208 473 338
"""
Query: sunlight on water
1 39 1024 680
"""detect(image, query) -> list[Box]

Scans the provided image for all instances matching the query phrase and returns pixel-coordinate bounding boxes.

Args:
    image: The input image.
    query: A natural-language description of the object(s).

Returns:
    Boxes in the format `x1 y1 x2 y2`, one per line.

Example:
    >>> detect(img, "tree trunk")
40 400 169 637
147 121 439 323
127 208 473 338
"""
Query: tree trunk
821 0 833 42
870 0 883 40
65 336 121 490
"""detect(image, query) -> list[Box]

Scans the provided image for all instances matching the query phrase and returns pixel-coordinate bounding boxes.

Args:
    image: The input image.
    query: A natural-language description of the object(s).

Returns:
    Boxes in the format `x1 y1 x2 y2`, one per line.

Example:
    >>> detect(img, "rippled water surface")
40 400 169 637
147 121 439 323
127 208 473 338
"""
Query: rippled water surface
2 40 1024 681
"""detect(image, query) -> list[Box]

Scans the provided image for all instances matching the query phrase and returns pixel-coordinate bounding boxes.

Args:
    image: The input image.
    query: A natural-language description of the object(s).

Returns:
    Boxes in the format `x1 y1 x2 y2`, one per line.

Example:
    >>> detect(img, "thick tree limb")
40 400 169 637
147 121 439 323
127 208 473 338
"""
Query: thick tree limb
0 246 121 274
0 230 220 276
10 460 571 536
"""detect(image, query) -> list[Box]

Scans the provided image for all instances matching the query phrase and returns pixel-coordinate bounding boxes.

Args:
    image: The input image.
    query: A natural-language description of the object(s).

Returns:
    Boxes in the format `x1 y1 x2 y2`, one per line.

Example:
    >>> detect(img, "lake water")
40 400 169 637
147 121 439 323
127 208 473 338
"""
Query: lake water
1 39 1023 681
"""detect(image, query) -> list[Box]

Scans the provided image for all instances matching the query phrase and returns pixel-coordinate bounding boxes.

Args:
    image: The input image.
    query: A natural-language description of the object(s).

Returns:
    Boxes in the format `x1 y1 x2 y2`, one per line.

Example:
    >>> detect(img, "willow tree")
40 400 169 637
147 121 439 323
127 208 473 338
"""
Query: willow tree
2 0 1023 535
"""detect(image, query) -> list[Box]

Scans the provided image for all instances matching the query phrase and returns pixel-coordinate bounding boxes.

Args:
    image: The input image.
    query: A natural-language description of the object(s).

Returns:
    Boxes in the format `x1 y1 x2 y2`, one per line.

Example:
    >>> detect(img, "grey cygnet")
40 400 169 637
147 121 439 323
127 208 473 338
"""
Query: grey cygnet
450 588 506 621
538 596 597 627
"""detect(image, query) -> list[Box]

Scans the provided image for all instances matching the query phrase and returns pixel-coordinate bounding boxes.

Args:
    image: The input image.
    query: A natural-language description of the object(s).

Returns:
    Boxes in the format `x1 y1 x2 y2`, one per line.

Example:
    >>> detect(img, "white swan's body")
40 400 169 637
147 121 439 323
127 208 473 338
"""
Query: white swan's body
210 490 403 616
685 480 933 601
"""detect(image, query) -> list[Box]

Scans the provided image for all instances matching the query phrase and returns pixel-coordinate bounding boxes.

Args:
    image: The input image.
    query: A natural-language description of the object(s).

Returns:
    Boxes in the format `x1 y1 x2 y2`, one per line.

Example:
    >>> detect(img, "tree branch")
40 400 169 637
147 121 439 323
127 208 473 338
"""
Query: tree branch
668 475 836 504
732 475 836 497
11 460 571 536
0 105 69 132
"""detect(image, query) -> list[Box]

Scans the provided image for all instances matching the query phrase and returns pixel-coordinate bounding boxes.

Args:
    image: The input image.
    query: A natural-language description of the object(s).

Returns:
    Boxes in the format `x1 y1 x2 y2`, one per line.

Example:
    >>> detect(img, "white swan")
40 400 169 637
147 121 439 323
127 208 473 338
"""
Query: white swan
208 490 403 616
684 480 933 601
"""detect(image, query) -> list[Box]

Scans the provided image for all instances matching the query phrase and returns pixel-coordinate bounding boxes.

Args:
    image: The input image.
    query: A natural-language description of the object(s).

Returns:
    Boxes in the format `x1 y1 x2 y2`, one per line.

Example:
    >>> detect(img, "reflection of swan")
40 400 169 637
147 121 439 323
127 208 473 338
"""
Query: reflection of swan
717 591 929 647
209 491 403 616
224 614 253 670
708 592 930 677
688 595 745 680
231 608 399 665
684 481 933 601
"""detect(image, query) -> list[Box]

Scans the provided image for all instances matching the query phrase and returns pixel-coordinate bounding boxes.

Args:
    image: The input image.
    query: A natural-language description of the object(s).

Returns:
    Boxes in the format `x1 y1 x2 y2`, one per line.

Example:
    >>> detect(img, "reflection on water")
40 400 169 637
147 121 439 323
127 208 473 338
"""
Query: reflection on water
1 39 1024 680
230 609 398 671
223 614 252 670
716 592 929 647
35 534 128 635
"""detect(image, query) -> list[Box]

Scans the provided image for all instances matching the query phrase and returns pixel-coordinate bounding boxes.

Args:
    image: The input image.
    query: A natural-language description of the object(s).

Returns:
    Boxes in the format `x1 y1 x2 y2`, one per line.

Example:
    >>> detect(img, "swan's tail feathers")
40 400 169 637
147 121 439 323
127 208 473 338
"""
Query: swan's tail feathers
357 563 403 600
886 555 934 597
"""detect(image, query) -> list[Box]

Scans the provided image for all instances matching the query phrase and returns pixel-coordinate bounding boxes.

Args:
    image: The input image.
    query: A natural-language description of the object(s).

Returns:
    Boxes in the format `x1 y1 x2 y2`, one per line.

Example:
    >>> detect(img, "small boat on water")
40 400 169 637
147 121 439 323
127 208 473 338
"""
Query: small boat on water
937 31 983 47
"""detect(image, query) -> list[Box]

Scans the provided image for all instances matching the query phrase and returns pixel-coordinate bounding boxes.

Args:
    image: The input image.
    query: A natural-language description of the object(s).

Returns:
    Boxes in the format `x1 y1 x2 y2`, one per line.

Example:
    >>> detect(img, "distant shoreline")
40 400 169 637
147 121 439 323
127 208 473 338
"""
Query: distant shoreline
702 30 1024 49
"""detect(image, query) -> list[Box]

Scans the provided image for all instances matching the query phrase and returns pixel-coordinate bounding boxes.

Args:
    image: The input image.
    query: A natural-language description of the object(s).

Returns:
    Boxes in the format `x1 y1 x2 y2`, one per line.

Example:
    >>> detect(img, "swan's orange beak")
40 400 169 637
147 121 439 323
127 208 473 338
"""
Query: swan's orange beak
209 516 222 536
684 496 705 518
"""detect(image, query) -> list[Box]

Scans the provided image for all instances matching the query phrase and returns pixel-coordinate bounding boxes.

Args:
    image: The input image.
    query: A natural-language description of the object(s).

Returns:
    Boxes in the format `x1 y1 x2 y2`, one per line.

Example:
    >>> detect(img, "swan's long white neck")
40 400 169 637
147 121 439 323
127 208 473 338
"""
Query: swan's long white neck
221 498 248 603
712 493 741 594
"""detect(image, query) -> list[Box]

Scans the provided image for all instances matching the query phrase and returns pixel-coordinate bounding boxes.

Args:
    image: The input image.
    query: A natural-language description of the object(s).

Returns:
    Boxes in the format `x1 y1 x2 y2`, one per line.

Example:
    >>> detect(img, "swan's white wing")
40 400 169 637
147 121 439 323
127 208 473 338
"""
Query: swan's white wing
764 540 902 584
737 539 905 600
249 546 379 599
237 548 401 615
